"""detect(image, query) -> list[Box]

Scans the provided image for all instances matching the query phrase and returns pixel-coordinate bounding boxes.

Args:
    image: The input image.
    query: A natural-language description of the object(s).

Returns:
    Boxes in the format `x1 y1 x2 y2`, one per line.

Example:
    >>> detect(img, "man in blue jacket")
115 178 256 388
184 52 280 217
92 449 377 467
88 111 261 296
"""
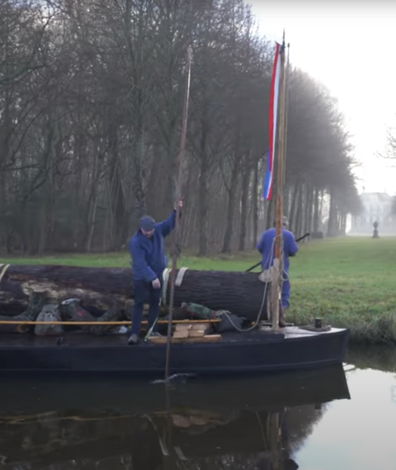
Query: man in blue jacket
256 216 298 316
127 199 183 345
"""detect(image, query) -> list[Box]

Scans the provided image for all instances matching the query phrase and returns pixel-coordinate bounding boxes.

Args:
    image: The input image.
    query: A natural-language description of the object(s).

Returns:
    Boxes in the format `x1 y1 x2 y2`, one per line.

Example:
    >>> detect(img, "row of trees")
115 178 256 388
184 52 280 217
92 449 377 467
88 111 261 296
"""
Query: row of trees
383 127 396 213
0 0 362 255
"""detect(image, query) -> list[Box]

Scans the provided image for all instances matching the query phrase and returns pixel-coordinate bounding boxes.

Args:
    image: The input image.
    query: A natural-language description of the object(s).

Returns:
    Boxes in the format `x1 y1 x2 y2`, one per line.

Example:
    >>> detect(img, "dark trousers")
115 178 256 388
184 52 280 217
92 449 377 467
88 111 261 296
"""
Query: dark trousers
131 278 162 335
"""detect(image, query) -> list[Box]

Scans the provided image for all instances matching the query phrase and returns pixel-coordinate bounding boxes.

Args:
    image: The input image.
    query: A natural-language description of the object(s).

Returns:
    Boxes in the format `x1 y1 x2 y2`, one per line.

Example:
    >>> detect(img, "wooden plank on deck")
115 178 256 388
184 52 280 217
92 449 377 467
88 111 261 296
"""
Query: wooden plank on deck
148 334 221 344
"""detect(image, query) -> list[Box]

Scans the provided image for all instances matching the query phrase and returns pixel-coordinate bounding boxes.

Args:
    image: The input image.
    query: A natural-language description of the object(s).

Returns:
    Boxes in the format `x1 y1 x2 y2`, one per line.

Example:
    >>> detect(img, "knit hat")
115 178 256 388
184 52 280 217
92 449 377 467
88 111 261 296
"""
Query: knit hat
139 215 156 231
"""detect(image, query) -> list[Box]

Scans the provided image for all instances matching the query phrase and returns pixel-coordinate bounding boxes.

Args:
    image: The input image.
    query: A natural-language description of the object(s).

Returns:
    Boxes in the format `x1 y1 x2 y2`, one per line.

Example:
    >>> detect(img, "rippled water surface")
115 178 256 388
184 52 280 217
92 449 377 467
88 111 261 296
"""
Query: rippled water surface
0 346 394 470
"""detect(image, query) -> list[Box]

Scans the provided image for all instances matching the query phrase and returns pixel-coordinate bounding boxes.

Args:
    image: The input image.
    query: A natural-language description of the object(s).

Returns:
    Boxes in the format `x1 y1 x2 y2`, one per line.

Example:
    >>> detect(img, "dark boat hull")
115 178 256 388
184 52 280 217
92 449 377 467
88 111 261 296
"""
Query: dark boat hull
0 327 349 378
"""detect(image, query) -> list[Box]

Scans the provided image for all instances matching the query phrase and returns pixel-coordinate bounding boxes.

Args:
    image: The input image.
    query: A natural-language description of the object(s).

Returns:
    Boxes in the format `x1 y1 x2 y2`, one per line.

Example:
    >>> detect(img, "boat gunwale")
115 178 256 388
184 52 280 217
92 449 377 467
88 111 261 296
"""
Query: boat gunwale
0 327 350 350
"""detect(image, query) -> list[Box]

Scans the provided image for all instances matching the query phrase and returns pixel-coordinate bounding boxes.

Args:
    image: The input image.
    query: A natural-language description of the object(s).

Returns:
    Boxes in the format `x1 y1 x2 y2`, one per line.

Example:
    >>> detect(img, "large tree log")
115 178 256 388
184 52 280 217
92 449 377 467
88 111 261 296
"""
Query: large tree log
0 265 268 321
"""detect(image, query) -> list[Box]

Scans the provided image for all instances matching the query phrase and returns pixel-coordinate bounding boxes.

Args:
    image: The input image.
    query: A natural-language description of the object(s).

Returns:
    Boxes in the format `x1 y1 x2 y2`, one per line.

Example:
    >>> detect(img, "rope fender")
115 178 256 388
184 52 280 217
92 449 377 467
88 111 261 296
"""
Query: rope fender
0 263 10 283
161 267 189 307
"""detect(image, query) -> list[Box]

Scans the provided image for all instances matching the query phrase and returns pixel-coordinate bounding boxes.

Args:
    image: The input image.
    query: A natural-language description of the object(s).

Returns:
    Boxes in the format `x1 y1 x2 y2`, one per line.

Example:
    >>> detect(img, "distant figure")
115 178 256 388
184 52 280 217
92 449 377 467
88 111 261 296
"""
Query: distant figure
256 216 299 314
372 220 379 238
127 199 183 345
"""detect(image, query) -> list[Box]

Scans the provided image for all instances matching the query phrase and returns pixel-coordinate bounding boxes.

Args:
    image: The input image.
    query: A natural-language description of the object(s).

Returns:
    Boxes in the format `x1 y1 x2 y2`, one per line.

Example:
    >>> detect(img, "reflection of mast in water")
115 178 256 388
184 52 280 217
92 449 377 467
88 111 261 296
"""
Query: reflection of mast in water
268 411 284 470
254 410 299 470
0 365 350 470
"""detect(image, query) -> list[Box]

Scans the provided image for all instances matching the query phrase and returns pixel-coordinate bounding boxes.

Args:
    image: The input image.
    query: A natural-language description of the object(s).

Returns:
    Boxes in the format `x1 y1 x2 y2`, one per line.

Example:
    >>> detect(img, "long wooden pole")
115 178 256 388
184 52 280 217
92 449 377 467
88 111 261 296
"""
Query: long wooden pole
0 319 219 326
271 34 287 330
165 46 193 380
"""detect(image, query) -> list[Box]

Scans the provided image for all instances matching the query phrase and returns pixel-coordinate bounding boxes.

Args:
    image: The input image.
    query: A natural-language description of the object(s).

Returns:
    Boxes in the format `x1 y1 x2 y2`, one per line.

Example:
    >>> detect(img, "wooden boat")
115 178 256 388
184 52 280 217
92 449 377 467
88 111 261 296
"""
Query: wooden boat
0 325 349 377
0 37 350 378
0 365 350 468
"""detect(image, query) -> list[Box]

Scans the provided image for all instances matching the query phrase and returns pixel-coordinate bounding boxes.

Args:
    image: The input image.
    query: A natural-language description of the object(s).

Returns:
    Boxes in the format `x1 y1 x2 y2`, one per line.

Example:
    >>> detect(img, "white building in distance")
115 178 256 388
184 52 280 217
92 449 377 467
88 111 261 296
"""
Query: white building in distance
349 192 396 235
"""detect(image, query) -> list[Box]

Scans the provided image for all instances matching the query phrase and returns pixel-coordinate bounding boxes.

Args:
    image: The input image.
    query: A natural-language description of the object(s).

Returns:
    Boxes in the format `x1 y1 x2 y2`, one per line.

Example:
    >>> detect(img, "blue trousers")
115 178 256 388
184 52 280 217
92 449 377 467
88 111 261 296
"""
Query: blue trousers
281 278 290 309
131 278 162 335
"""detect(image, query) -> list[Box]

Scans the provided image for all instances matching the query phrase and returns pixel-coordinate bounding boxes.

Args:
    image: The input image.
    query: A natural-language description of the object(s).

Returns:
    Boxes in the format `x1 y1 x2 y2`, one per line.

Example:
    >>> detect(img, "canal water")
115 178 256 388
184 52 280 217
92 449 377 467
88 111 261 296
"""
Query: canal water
0 346 394 470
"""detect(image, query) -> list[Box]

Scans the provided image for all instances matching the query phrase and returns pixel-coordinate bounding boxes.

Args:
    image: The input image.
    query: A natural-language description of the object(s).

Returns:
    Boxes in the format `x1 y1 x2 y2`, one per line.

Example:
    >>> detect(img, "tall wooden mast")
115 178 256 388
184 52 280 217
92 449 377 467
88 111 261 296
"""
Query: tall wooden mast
271 34 287 330
165 45 193 380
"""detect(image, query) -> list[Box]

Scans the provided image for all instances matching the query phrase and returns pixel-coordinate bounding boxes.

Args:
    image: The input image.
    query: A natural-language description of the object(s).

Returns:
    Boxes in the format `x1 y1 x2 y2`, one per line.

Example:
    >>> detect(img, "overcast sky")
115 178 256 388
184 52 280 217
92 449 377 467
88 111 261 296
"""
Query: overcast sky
248 0 396 195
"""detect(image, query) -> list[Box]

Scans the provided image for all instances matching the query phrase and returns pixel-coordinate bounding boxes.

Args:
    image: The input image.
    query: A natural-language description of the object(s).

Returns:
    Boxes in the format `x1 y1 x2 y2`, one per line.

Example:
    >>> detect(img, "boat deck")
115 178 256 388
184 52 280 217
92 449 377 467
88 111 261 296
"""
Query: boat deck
0 326 345 348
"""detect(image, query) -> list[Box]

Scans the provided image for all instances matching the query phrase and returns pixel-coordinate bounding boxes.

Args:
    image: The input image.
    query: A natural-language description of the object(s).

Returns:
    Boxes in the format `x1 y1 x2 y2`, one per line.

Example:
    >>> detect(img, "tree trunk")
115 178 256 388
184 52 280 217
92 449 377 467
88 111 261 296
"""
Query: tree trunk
238 167 250 251
340 214 347 235
306 186 314 234
252 162 259 248
313 188 320 232
198 157 208 256
221 162 240 253
0 265 269 321
295 185 304 238
327 193 337 237
266 198 275 230
319 190 325 230
302 183 313 236
108 121 128 250
288 183 299 233
283 185 290 219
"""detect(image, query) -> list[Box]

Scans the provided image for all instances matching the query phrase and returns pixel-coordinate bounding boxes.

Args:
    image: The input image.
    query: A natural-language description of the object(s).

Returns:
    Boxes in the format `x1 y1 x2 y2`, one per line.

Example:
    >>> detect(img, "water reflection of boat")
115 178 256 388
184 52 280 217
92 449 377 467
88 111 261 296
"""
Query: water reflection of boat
0 365 350 469
0 364 349 415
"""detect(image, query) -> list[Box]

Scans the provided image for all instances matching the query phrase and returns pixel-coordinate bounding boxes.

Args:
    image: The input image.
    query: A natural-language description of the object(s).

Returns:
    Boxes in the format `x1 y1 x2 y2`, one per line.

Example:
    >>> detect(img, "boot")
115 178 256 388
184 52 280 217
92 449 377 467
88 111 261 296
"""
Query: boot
279 304 287 328
127 333 139 345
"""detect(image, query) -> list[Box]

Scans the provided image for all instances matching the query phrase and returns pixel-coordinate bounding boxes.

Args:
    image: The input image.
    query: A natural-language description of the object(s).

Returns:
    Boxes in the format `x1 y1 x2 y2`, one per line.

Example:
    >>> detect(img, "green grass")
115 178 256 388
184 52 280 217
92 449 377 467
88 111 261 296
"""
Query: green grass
2 236 396 344
289 237 396 344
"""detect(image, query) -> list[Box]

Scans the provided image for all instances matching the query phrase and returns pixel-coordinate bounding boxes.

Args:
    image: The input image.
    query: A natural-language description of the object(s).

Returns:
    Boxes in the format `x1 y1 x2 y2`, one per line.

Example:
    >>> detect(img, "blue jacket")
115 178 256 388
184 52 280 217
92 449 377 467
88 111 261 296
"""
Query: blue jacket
256 227 298 272
128 211 176 282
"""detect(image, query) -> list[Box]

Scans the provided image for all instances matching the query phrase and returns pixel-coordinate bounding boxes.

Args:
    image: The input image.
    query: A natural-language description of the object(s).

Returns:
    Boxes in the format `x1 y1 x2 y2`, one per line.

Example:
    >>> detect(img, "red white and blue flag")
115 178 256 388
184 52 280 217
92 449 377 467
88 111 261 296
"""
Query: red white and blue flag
263 42 282 200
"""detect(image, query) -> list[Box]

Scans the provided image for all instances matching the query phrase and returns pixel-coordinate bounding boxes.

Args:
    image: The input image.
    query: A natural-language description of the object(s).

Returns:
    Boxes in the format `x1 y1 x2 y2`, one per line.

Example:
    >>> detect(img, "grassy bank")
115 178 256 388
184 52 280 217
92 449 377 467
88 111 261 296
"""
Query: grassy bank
2 236 396 344
289 237 396 345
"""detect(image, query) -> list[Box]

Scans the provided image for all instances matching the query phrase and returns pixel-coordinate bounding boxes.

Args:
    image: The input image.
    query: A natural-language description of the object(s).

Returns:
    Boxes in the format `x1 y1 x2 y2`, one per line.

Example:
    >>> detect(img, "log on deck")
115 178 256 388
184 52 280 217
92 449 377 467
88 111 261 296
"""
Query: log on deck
0 265 268 321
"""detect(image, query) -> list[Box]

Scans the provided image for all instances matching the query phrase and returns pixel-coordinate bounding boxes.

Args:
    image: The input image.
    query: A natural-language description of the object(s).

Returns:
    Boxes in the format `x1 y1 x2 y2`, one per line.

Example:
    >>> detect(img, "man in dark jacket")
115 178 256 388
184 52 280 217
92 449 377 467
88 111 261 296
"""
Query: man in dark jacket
127 199 183 345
